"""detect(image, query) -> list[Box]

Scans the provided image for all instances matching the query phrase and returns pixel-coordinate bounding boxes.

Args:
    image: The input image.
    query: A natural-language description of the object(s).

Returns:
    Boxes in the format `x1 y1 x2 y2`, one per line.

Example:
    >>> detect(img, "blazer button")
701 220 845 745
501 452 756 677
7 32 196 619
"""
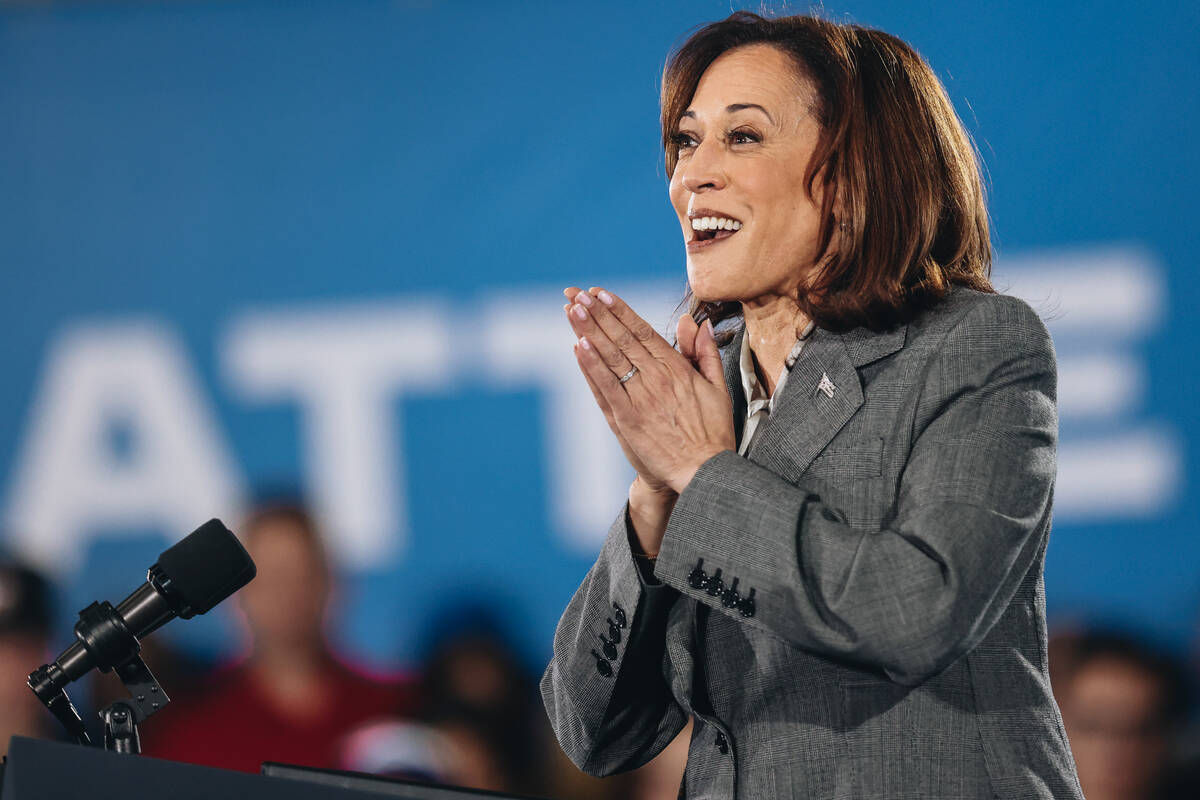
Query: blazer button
721 577 741 609
739 588 756 618
600 634 618 661
607 618 622 644
705 568 725 597
612 602 627 629
714 731 729 755
687 558 708 590
591 649 613 677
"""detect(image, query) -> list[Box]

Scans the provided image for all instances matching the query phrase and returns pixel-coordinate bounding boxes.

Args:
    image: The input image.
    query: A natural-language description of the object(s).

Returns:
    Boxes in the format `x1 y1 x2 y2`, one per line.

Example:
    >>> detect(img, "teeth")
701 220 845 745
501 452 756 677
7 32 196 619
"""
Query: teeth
690 216 742 231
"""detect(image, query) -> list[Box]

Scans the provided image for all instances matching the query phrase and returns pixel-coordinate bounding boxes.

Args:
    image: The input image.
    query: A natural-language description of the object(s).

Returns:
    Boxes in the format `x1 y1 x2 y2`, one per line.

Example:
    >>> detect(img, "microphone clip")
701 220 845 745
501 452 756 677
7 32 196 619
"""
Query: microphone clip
100 654 169 754
28 599 171 752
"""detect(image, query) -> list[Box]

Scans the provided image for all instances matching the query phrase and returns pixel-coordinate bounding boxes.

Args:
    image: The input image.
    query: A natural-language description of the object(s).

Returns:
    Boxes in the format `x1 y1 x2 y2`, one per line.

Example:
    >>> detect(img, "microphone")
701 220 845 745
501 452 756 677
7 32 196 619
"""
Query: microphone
28 519 256 718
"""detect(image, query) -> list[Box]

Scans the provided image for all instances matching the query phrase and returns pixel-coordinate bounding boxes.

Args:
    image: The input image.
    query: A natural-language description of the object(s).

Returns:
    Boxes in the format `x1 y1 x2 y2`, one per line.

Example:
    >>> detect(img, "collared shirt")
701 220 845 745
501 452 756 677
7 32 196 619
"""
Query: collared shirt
737 322 816 456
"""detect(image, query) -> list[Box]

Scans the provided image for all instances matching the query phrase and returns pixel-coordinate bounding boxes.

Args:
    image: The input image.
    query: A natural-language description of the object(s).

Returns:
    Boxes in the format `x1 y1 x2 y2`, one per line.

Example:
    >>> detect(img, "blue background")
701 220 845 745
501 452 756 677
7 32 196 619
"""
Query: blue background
1 0 1197 670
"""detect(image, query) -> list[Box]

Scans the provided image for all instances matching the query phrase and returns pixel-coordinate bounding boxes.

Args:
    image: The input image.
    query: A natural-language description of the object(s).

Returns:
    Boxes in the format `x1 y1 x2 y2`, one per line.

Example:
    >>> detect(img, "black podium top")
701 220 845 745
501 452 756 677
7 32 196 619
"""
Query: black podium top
0 737 461 800
262 762 545 799
2 738 549 800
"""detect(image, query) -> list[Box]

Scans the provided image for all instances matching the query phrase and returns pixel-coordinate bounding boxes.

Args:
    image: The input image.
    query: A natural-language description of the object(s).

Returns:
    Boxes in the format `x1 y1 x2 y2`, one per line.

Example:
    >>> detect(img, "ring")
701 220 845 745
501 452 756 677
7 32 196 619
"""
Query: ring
618 366 638 384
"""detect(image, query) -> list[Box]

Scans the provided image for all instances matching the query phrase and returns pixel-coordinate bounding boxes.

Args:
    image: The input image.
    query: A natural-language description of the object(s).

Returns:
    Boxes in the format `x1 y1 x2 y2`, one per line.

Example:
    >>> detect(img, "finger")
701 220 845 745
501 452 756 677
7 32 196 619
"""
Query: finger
695 318 726 386
676 314 699 364
563 286 584 302
566 301 635 381
584 287 666 368
574 342 616 422
576 336 634 417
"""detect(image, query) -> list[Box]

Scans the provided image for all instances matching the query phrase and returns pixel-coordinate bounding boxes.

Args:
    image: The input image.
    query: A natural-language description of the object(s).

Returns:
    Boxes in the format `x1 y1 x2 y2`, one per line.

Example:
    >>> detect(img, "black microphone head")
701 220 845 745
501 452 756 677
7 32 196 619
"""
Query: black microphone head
153 519 256 618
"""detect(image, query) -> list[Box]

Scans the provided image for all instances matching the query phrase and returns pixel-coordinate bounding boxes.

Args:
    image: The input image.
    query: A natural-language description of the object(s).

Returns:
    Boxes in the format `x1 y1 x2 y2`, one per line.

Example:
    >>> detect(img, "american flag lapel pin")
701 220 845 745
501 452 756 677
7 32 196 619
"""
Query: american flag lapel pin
817 373 836 398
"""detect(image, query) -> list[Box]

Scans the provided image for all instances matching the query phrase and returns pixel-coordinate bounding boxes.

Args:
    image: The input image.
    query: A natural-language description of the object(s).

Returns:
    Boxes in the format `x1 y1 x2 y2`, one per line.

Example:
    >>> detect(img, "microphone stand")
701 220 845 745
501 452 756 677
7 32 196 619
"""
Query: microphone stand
28 600 171 754
99 654 168 753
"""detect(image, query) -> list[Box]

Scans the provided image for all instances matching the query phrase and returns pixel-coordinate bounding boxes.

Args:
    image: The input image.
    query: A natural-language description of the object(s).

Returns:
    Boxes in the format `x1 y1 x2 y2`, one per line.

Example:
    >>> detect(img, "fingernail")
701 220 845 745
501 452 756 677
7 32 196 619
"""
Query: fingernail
579 336 592 351
704 318 714 335
573 304 588 320
597 290 614 306
576 291 594 306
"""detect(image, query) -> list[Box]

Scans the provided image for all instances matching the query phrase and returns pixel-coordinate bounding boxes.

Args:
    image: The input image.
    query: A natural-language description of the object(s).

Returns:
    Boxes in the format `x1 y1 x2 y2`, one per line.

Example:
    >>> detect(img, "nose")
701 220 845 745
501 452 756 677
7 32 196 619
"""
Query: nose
679 138 727 194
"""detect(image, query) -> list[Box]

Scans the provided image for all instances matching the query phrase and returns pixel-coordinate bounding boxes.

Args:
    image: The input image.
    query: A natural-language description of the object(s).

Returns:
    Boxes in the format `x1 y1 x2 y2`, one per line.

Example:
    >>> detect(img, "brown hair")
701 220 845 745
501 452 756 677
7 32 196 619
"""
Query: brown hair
662 11 994 335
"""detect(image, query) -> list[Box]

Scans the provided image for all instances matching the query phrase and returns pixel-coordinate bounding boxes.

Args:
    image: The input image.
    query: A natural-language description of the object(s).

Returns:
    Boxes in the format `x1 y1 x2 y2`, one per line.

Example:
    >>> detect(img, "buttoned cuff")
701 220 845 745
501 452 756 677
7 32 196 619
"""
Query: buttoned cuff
654 449 817 624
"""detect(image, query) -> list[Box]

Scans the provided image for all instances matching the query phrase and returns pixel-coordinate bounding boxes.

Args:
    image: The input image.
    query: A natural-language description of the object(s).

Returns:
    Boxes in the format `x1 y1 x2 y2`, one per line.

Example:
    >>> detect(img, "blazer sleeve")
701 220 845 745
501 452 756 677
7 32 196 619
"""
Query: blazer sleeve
539 504 689 776
652 294 1058 687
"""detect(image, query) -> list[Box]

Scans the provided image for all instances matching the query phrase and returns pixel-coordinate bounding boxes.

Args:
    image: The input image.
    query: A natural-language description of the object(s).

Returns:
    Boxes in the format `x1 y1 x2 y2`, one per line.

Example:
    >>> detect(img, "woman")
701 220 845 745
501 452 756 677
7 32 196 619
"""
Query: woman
541 12 1082 800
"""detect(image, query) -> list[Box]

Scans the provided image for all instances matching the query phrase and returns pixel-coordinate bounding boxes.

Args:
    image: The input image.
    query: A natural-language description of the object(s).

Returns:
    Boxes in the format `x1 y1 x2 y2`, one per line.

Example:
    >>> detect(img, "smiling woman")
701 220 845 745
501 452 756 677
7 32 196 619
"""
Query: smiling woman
662 18 994 342
669 45 833 340
541 11 1083 800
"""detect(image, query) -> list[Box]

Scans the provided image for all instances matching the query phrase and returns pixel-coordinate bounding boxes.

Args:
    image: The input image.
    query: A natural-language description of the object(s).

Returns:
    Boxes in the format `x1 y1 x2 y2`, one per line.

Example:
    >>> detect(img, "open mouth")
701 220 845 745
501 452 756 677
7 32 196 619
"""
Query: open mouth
688 213 743 245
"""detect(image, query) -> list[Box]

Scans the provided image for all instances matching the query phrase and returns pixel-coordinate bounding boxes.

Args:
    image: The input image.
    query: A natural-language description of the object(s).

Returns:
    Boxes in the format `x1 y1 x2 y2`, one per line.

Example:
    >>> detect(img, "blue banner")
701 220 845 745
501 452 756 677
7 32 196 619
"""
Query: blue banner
1 0 1196 668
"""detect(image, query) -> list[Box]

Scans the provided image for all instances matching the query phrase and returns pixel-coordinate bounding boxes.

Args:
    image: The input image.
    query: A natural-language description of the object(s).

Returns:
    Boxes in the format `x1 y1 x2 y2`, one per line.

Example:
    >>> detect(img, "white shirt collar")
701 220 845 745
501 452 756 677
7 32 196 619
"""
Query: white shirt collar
738 321 816 410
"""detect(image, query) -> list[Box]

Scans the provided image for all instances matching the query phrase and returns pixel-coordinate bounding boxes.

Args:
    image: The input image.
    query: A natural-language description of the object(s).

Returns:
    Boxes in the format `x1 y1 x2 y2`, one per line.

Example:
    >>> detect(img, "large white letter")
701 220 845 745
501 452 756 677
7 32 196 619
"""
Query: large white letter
224 303 452 569
4 320 242 575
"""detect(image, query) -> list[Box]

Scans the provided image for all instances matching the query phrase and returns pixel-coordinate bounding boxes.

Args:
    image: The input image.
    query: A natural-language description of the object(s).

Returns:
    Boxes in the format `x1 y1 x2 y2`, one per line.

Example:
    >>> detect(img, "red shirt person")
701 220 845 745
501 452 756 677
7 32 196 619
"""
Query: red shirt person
144 502 411 773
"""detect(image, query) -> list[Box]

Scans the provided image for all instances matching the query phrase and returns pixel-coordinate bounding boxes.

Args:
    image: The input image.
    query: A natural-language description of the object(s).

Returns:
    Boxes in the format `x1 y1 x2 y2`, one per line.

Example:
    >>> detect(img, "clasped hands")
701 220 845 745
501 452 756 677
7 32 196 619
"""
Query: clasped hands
563 286 736 500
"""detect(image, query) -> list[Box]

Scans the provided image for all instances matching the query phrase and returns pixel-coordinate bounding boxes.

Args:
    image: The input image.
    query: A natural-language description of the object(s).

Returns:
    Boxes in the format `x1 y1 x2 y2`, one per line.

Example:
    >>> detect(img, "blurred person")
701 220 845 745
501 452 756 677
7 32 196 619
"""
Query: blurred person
541 734 638 800
0 561 55 754
339 718 491 787
416 610 547 794
339 607 624 796
1051 630 1191 800
1162 609 1200 799
1047 620 1086 691
143 501 412 772
543 10 1081 798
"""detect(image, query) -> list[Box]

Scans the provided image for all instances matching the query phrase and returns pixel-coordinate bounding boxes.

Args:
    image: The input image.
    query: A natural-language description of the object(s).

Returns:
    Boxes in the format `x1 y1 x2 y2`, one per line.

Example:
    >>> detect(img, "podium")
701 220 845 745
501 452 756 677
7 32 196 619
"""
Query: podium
1 738 542 800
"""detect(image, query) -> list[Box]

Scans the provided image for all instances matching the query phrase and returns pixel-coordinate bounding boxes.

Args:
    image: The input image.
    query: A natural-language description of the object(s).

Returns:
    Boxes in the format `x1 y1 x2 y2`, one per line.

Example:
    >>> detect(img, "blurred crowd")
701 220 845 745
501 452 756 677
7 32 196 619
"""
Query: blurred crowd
0 502 686 799
0 503 1197 799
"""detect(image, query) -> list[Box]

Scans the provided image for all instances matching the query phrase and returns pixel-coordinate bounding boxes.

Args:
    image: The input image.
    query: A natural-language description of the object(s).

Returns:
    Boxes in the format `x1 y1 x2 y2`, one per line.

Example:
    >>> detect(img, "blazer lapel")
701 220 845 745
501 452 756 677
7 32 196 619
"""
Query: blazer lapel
746 323 907 482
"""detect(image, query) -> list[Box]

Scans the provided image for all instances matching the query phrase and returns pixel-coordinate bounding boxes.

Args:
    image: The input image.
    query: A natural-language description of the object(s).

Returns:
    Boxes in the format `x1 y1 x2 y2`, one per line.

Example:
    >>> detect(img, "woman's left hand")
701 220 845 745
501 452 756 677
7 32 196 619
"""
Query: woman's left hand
564 286 736 494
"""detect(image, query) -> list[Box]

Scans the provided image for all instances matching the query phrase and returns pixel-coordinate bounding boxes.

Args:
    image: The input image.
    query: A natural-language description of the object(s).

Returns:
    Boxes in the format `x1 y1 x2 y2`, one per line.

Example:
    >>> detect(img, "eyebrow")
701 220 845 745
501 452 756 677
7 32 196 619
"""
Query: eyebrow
680 103 775 125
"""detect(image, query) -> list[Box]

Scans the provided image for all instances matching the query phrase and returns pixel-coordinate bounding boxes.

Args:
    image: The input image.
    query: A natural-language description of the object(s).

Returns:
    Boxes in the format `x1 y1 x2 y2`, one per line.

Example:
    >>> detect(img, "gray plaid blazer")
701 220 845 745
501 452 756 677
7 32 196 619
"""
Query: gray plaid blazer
541 287 1084 799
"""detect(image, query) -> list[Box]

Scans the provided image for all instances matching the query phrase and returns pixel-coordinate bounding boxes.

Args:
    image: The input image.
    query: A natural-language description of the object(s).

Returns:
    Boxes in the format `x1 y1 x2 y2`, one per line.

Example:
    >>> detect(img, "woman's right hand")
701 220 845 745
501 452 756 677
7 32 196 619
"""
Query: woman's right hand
563 288 673 490
564 288 714 555
563 288 712 491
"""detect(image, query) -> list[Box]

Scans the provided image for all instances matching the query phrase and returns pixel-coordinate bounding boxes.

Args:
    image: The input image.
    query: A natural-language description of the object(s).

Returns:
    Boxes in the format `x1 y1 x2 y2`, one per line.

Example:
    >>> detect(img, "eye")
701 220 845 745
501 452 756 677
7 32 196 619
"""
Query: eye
670 131 699 151
728 128 760 145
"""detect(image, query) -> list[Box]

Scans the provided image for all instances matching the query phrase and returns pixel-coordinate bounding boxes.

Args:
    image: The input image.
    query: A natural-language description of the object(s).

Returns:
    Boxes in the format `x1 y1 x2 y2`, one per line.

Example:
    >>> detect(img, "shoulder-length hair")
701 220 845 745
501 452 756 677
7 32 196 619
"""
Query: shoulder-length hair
662 11 994 335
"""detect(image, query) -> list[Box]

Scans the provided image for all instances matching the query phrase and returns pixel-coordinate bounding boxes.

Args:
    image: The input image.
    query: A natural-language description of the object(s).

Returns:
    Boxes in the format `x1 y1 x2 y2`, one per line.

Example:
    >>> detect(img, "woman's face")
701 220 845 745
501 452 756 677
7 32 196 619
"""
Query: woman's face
668 44 826 306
